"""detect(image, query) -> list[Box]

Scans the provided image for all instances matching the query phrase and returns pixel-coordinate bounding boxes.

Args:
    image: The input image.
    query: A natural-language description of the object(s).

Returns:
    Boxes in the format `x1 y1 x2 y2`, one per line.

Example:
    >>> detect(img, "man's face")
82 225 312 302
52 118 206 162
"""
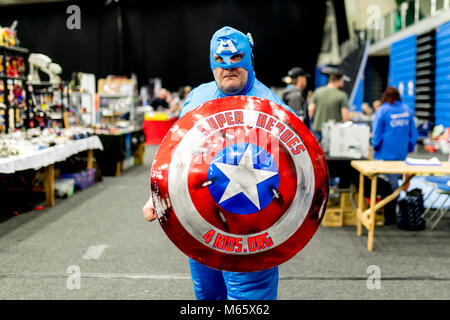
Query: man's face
212 53 248 95
297 76 307 91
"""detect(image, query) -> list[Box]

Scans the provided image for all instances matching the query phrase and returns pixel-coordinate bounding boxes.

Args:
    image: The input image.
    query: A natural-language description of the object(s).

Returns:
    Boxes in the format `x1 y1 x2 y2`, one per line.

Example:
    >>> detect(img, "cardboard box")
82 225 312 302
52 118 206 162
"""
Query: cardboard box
375 212 385 226
343 210 356 226
322 207 344 227
323 122 370 158
98 76 136 95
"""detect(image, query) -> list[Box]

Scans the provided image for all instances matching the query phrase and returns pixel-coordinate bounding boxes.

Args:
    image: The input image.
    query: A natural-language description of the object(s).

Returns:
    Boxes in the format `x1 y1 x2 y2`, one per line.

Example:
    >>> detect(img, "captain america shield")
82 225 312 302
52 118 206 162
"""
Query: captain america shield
150 96 329 272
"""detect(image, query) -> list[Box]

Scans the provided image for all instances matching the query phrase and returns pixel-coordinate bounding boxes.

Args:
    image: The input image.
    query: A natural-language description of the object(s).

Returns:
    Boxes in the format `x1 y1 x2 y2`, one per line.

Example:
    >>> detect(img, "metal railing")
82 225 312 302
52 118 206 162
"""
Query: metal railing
368 0 449 43
340 0 450 57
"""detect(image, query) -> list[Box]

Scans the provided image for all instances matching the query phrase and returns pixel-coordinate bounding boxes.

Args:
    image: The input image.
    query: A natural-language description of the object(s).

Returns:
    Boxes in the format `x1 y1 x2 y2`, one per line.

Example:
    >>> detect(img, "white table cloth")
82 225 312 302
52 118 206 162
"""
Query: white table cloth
0 136 103 174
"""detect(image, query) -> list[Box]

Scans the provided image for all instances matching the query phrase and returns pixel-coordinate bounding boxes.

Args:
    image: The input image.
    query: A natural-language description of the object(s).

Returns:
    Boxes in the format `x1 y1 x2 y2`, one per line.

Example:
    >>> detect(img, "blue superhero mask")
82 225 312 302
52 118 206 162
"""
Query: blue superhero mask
210 26 255 95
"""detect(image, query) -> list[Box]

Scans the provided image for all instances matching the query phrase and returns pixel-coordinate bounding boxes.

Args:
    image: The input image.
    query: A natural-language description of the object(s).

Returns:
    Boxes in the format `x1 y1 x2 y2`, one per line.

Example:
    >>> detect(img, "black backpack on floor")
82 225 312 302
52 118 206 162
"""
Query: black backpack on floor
397 188 426 231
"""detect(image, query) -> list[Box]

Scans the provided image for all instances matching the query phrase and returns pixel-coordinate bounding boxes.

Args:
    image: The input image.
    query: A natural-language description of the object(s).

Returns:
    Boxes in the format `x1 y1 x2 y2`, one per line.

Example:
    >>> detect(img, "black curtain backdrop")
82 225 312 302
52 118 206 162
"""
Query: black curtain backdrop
0 0 327 92
333 0 350 45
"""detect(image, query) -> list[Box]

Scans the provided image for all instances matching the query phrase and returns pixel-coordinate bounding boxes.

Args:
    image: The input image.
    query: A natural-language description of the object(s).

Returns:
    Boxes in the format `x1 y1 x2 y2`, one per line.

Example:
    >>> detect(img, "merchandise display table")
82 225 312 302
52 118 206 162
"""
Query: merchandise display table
0 136 103 206
143 118 177 145
351 160 450 251
95 129 145 176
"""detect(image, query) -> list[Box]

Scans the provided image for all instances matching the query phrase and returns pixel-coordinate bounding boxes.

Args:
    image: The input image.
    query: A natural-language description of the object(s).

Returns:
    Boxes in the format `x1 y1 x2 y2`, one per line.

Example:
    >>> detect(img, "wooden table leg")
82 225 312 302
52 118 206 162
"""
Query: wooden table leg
357 172 365 236
115 161 121 177
139 142 145 164
44 164 55 207
87 149 94 169
134 142 145 166
368 176 378 251
357 174 416 251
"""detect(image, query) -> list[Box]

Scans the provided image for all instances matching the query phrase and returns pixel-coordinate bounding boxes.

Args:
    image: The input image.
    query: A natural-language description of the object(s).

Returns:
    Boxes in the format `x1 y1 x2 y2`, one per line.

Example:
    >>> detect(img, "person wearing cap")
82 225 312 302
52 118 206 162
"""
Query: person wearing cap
143 26 296 300
280 67 310 129
308 71 350 142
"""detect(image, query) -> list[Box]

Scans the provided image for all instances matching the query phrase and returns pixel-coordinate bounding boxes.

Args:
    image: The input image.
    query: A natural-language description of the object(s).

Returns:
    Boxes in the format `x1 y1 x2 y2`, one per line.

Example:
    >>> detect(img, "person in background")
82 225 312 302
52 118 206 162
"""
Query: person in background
371 86 418 224
308 71 350 142
361 102 374 116
151 88 172 110
169 85 192 114
280 67 310 128
180 85 192 106
372 99 381 112
306 90 313 103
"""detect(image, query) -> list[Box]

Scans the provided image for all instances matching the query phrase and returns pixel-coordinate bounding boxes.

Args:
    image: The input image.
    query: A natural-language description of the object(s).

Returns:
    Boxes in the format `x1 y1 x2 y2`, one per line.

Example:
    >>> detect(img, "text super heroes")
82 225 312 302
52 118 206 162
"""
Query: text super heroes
196 110 306 156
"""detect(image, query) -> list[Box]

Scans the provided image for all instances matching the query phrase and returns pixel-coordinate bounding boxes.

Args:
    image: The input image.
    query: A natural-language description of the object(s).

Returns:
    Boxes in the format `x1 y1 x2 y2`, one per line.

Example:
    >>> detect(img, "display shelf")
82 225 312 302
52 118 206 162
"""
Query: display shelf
98 93 135 124
0 44 28 55
98 93 131 98
29 81 70 129
67 91 95 126
29 81 59 86
0 75 27 81
0 44 31 133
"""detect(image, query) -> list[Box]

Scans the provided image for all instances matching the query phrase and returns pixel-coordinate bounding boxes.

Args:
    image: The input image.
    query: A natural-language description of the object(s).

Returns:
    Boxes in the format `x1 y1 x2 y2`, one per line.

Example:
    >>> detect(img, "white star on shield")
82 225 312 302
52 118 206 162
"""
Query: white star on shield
213 146 277 210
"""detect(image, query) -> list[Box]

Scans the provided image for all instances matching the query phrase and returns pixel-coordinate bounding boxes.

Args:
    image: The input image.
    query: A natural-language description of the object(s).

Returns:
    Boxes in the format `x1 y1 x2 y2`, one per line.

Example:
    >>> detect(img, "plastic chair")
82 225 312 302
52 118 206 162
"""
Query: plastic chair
429 181 450 230
422 176 450 218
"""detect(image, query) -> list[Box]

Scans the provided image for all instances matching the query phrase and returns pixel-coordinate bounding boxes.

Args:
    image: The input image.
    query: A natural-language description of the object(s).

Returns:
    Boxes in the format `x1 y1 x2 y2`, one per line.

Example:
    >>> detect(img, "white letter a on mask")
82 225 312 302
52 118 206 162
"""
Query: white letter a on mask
216 40 237 54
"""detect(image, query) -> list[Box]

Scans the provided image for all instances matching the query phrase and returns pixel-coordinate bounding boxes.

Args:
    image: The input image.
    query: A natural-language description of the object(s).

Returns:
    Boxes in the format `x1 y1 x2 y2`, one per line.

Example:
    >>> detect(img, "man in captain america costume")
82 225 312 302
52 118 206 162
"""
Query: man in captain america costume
143 26 298 300
179 26 294 117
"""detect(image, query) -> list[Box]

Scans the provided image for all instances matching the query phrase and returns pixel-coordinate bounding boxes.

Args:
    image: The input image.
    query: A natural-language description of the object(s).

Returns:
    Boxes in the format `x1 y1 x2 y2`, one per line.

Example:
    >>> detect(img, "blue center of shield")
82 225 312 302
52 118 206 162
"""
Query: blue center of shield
207 143 279 214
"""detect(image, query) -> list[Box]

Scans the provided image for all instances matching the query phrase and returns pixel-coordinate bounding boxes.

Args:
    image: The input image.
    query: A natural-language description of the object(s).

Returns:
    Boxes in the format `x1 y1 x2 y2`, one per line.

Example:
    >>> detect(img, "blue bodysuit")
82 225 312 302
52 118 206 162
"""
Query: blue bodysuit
179 26 295 300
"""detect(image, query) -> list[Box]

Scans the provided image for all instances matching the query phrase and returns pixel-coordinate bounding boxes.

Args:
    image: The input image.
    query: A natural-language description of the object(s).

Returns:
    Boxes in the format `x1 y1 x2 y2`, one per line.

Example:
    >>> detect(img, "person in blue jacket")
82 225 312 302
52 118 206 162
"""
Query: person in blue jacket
371 87 418 161
370 86 418 224
143 26 296 300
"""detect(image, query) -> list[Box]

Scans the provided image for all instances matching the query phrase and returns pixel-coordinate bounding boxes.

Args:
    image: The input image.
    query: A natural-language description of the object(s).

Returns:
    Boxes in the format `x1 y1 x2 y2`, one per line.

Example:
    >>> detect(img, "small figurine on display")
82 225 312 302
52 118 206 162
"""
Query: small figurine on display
16 56 25 76
31 109 48 129
0 21 19 47
28 53 62 84
68 71 79 89
12 85 23 105
6 56 19 78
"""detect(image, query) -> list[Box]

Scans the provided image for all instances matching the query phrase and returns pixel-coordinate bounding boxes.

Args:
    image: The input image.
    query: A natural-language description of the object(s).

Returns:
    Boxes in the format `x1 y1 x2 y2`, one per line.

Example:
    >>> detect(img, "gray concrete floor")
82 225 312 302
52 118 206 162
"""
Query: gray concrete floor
1 145 449 300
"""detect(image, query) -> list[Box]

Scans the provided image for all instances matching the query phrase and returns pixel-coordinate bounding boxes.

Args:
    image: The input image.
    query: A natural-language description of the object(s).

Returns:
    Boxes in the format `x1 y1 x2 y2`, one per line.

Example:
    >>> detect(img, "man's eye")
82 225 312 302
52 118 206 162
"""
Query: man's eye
230 54 243 62
215 56 223 63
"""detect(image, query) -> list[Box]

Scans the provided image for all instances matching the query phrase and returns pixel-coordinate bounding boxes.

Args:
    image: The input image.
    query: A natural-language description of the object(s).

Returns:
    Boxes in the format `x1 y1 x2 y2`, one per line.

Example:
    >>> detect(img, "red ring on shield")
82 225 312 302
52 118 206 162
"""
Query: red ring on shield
151 96 329 272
